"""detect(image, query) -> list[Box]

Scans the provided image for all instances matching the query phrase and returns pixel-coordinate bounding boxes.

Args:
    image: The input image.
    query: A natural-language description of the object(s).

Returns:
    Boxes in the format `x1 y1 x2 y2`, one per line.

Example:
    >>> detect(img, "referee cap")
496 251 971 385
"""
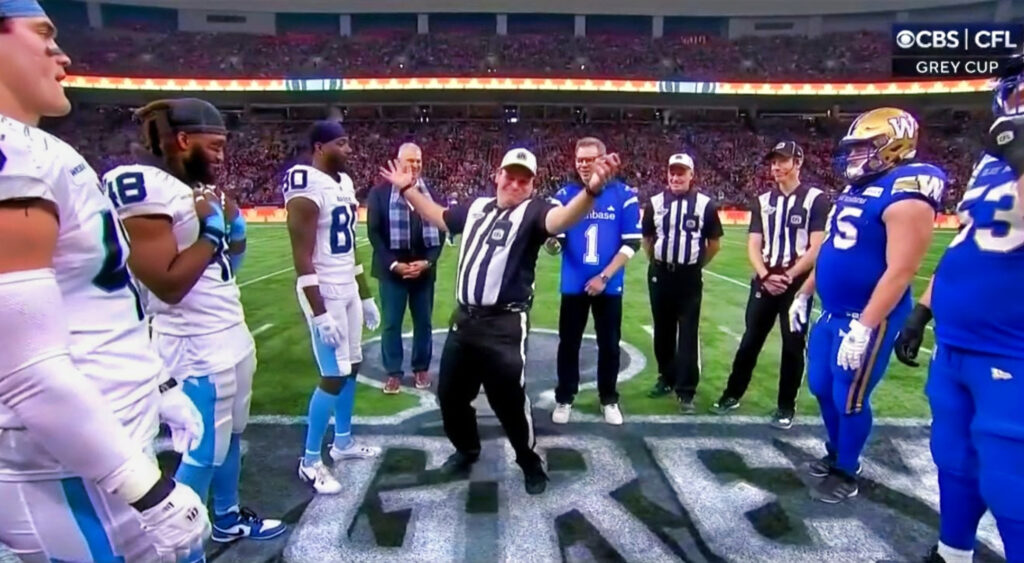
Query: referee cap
668 153 694 170
765 141 804 161
499 148 537 176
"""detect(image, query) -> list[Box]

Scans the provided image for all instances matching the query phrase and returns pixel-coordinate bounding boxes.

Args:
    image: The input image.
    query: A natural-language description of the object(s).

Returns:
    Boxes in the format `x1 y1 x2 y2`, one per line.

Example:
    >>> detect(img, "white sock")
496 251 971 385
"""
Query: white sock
937 541 973 563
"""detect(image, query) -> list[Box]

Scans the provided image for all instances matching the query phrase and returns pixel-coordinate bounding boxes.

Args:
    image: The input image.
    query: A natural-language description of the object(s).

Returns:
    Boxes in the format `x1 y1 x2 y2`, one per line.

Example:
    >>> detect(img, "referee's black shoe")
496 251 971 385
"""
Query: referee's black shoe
648 380 672 398
440 452 478 478
523 463 549 495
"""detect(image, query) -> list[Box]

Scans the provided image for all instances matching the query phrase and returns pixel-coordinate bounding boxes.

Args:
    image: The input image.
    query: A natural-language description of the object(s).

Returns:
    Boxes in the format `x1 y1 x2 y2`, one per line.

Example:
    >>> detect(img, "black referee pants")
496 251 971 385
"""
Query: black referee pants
649 263 703 400
438 306 542 470
555 293 622 406
723 275 810 411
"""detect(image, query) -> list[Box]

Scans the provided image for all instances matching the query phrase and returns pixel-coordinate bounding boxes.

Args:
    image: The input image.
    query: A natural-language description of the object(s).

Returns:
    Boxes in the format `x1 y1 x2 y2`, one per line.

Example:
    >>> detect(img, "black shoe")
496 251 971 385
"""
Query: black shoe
440 452 478 478
808 454 863 478
523 465 549 495
677 396 696 414
770 409 795 430
710 396 740 414
809 469 858 504
648 381 672 398
922 545 947 563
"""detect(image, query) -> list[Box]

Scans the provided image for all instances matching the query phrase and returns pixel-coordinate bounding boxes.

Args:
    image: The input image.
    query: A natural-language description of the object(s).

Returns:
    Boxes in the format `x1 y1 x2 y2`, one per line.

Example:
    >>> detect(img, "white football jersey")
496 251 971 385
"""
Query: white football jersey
104 163 245 338
0 115 162 433
282 164 359 286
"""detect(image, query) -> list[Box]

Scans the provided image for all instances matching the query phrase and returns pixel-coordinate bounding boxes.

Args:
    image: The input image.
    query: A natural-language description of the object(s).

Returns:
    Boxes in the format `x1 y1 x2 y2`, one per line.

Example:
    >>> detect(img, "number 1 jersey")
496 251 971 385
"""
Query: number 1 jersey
933 153 1024 358
282 165 359 286
103 163 244 337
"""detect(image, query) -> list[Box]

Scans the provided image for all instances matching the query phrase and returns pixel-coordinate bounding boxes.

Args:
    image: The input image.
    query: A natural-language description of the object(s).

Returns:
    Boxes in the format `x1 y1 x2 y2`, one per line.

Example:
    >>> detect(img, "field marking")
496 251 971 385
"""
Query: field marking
641 324 654 337
718 325 743 342
251 323 274 337
237 240 369 288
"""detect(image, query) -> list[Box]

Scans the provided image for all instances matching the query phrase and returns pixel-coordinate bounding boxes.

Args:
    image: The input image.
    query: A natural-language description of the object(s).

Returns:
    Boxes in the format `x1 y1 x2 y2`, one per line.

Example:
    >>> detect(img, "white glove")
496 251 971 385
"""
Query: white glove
160 382 203 454
788 293 811 333
837 319 873 371
138 481 211 562
313 312 342 348
362 298 381 331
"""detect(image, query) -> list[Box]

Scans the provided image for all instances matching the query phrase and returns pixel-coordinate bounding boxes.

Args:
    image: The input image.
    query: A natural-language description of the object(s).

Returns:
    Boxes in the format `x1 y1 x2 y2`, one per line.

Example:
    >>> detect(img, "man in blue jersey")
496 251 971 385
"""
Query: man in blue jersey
546 137 642 425
788 107 945 503
894 61 1024 563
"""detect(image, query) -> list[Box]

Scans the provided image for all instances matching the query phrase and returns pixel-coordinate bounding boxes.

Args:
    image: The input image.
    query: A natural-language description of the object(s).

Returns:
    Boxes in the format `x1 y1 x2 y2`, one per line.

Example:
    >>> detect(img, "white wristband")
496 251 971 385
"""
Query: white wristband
353 264 364 275
297 274 319 288
618 245 636 259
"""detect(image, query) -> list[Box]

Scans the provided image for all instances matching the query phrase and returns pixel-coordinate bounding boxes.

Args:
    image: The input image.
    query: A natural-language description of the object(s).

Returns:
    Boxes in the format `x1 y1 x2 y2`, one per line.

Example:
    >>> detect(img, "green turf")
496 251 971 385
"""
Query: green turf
241 223 951 419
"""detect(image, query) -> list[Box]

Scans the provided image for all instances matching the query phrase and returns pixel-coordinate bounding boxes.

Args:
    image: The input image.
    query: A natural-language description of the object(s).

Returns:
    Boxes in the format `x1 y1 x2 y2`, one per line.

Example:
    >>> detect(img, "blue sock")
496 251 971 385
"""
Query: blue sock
333 376 356 451
937 469 986 550
175 462 214 504
995 514 1024 562
836 404 873 475
303 387 336 466
212 433 242 516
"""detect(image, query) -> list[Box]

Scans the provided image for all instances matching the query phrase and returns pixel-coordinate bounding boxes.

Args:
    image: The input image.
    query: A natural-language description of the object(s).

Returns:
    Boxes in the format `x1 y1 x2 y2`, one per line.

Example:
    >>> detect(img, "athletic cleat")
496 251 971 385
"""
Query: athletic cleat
677 396 696 414
808 455 863 478
770 409 795 430
647 381 672 398
523 464 549 495
710 396 740 415
440 451 478 478
809 470 859 504
552 403 572 424
212 507 286 543
329 440 382 461
298 460 342 494
602 403 624 426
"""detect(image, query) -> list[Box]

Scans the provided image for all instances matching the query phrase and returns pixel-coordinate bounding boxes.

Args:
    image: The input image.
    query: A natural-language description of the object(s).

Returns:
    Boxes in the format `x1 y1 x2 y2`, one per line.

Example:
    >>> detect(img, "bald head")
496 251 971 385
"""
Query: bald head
398 142 423 181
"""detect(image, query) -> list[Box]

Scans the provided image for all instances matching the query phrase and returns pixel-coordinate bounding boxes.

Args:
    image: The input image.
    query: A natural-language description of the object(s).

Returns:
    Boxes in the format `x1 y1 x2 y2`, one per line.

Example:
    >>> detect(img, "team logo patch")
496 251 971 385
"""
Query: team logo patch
517 151 529 161
491 228 506 240
774 142 786 150
789 214 803 226
862 186 884 198
684 218 698 230
997 130 1014 146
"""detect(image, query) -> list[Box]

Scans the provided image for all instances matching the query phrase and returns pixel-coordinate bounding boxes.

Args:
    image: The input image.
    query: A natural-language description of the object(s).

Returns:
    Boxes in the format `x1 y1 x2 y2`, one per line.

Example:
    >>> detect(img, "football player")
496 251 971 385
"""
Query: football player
0 2 210 560
893 61 1024 563
285 121 382 494
788 107 946 503
104 98 284 544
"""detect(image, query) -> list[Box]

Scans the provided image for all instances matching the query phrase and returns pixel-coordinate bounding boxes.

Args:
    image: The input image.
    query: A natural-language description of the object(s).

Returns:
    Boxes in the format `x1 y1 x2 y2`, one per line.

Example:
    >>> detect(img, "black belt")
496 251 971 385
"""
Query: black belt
458 302 530 317
652 260 699 272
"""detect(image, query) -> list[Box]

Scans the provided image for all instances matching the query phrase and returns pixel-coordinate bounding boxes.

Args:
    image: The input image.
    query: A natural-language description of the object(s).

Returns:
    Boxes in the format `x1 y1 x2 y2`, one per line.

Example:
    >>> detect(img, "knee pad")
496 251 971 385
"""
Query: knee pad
319 377 345 395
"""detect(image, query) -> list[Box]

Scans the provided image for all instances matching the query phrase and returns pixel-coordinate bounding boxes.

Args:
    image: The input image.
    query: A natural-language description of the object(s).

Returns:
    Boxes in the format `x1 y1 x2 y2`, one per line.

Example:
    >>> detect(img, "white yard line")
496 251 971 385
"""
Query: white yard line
251 323 274 337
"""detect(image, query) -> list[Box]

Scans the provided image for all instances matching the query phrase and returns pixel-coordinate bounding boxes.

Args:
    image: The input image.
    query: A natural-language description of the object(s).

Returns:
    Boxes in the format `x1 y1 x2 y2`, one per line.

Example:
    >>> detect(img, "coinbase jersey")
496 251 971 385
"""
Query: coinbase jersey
933 153 1024 358
552 181 642 295
0 115 161 451
104 163 245 337
816 162 946 316
282 165 359 287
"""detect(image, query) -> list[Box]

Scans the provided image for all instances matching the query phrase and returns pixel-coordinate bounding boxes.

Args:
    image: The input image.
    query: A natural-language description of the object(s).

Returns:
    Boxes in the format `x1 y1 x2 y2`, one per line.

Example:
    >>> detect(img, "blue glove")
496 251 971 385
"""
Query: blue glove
229 213 247 243
229 252 245 274
199 202 226 247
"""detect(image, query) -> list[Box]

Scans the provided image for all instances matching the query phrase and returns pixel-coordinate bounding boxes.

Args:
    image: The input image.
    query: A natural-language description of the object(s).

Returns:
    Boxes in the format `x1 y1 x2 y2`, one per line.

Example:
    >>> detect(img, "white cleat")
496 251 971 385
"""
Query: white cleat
297 460 342 495
602 403 624 426
329 441 382 462
552 403 572 424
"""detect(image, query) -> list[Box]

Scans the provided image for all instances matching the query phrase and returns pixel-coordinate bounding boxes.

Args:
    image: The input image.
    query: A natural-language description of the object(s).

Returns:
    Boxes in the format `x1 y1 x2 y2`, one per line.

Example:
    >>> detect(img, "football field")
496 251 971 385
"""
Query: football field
238 223 952 421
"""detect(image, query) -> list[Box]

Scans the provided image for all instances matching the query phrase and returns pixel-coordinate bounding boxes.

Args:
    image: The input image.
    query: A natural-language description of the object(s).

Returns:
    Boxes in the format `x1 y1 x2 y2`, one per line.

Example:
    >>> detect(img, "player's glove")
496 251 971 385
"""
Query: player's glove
837 319 873 372
313 312 343 348
159 379 203 454
195 191 227 246
894 303 933 367
987 115 1024 176
788 292 810 333
362 298 381 331
543 237 562 256
137 480 211 562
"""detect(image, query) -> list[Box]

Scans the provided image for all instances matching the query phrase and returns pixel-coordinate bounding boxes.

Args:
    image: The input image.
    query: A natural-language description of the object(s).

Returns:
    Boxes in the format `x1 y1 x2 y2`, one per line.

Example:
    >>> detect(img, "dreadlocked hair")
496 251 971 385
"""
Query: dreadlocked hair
133 100 175 157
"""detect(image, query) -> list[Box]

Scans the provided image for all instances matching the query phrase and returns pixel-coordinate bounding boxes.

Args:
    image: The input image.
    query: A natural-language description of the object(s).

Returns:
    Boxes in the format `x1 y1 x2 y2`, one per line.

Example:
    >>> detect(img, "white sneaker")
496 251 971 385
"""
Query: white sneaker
297 460 342 495
329 440 382 462
602 404 624 426
552 403 572 424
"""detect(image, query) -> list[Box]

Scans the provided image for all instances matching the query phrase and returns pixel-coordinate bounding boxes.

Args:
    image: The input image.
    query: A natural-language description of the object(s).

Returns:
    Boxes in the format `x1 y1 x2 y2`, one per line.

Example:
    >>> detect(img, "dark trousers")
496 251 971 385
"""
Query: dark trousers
649 263 703 399
555 293 622 405
438 307 541 469
723 275 810 411
379 274 435 376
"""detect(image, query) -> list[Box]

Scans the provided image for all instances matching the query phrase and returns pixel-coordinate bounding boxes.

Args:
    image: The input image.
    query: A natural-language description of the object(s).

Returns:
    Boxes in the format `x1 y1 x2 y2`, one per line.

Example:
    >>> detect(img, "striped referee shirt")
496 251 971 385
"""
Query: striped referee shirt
749 184 829 270
442 196 554 307
642 188 724 266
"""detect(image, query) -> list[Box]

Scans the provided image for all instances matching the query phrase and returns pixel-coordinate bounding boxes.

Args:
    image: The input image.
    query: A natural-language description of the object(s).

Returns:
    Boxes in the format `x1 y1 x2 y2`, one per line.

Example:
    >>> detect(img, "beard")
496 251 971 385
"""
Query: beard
183 146 218 185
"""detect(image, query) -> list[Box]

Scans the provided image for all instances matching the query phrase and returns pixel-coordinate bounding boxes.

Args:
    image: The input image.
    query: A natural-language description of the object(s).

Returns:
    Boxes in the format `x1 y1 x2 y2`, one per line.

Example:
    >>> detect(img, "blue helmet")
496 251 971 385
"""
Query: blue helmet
992 53 1024 117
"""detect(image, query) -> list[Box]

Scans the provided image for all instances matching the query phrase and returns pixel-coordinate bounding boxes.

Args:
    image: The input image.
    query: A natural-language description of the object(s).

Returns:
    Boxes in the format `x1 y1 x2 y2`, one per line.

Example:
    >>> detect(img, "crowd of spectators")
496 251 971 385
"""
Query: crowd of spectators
44 107 983 214
57 26 890 81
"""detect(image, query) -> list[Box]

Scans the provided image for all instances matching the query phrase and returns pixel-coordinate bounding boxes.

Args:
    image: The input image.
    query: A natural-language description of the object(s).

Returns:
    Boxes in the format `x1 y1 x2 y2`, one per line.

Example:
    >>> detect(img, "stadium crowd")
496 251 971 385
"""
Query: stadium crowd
57 27 889 81
46 107 982 213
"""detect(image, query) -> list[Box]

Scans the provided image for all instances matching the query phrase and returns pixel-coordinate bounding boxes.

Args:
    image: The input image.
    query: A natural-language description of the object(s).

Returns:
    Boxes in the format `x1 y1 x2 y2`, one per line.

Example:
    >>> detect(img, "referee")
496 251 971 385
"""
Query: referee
380 147 621 495
643 153 723 413
710 141 829 429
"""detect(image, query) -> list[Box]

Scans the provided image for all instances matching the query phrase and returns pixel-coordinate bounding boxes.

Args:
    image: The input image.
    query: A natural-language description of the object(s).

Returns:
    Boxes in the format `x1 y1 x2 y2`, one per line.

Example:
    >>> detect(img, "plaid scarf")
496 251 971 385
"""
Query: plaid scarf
389 180 441 251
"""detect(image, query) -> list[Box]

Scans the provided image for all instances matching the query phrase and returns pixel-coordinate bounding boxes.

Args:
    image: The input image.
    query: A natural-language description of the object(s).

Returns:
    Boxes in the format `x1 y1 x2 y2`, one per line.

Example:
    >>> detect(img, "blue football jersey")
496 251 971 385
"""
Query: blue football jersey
933 153 1024 358
553 181 642 295
816 162 946 317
